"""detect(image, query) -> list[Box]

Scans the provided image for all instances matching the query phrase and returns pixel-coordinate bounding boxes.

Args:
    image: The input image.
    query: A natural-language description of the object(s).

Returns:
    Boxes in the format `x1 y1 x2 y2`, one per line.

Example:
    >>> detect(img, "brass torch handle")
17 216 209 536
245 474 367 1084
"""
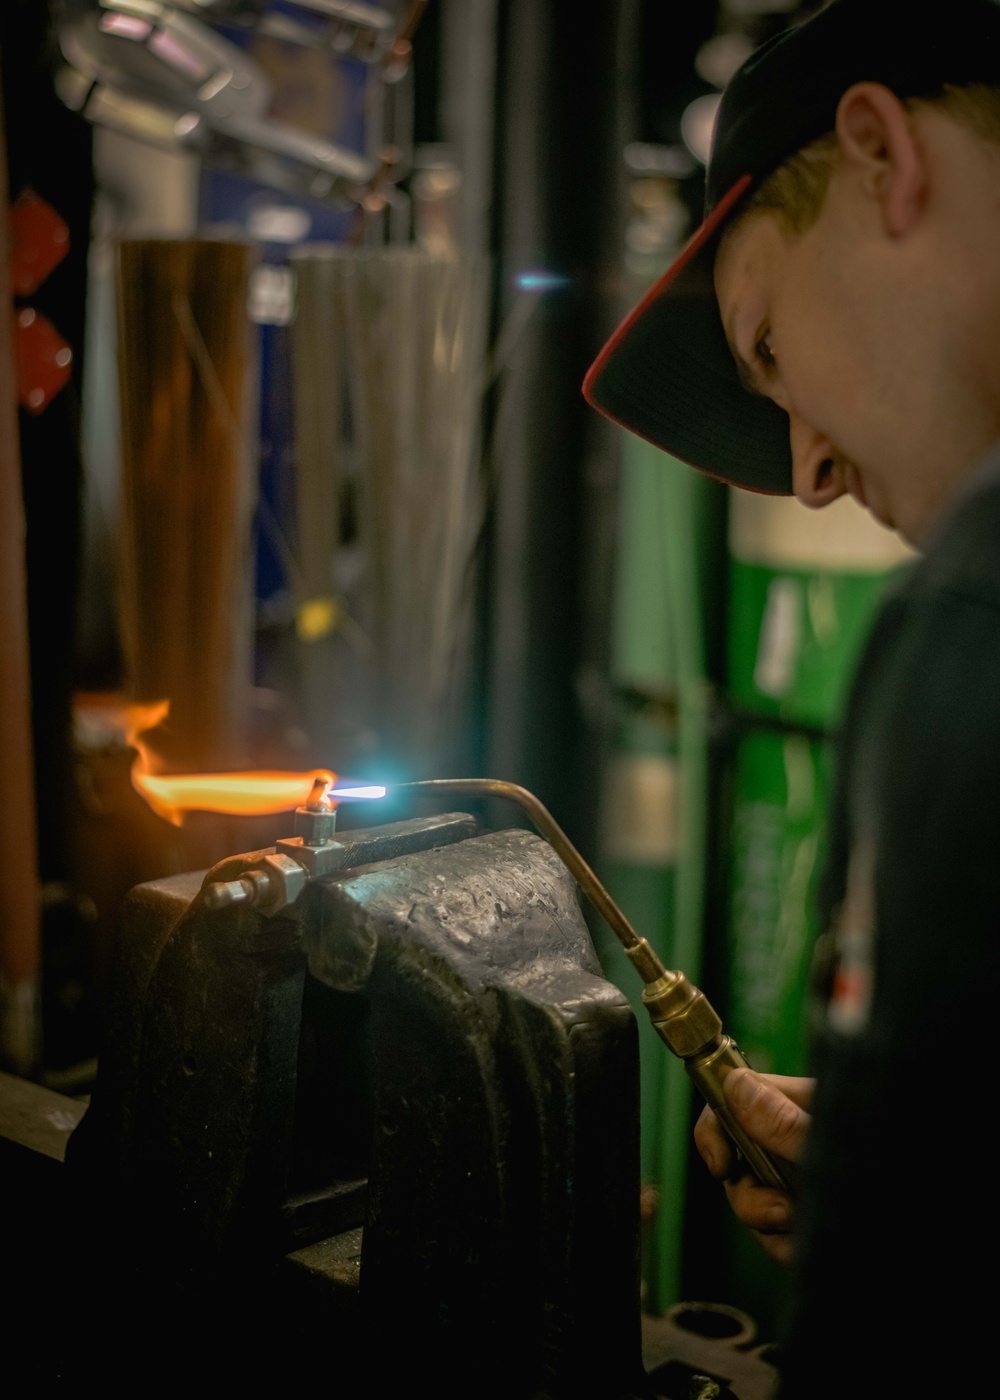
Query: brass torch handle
389 778 794 1193
683 1037 793 1193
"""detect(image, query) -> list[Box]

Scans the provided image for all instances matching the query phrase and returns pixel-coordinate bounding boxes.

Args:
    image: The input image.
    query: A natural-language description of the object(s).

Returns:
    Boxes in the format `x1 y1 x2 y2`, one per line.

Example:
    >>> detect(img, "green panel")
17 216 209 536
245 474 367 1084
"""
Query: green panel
720 728 834 1333
598 863 676 1178
727 560 893 728
601 436 724 1315
597 713 677 1185
726 730 833 1076
611 437 677 688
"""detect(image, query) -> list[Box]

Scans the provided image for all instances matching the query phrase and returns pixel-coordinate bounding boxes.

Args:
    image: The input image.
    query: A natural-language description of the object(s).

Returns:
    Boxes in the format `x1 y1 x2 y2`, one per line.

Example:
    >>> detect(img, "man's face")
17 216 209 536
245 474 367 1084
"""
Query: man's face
713 133 1000 547
714 199 923 533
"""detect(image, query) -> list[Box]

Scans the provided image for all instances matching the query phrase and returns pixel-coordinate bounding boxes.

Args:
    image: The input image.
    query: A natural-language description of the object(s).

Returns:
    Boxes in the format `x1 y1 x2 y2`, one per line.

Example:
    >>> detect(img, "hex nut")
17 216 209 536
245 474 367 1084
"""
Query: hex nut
643 978 722 1058
256 852 309 916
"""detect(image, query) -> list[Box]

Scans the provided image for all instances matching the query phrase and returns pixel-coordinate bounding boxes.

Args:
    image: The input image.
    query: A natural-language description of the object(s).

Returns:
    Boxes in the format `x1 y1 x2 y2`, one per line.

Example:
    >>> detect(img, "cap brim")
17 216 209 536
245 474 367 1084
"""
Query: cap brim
584 175 792 494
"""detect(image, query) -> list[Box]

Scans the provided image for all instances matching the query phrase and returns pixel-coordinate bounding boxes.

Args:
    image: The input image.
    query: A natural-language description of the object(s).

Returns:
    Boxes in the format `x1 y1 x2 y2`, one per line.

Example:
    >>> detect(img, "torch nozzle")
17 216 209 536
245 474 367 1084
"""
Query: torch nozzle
305 776 334 811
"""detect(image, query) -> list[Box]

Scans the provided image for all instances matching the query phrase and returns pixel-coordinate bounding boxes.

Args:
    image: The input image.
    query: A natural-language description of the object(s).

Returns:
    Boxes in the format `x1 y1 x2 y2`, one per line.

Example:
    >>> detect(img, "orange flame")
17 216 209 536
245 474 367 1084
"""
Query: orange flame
124 700 335 826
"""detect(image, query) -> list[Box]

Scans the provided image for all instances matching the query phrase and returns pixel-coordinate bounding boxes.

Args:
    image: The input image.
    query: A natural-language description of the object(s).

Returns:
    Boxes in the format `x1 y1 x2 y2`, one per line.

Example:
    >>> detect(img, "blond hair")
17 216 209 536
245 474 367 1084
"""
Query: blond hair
741 83 1000 235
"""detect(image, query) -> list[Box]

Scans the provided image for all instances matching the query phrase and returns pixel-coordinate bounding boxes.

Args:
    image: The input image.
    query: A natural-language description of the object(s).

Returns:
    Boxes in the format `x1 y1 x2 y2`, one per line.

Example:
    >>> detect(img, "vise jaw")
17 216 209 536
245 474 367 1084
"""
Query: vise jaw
69 813 645 1395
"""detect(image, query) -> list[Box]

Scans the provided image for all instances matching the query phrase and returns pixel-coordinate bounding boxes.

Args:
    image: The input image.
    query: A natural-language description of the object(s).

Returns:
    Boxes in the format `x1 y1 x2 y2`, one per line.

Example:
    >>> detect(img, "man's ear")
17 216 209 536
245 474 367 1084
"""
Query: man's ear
834 82 925 238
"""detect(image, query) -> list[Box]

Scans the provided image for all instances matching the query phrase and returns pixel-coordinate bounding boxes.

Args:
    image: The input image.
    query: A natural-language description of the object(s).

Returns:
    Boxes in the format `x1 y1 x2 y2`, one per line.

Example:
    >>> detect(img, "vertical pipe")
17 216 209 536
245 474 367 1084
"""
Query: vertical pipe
0 66 41 1073
633 453 725 1313
439 0 498 257
489 0 629 838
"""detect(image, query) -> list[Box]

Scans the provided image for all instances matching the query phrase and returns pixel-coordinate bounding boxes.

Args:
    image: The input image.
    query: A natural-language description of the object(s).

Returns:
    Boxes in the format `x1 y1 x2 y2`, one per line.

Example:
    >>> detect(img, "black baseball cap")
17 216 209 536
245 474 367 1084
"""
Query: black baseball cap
583 0 1000 494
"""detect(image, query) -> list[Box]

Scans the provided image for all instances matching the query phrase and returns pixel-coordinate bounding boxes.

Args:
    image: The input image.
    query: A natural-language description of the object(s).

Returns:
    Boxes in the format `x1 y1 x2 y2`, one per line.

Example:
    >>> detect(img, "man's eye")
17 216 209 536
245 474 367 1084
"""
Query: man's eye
755 334 776 371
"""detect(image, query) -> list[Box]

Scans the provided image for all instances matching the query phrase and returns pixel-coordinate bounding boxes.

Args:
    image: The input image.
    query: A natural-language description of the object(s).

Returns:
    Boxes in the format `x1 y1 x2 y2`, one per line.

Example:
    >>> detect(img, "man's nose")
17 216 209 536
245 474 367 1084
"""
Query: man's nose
789 414 848 508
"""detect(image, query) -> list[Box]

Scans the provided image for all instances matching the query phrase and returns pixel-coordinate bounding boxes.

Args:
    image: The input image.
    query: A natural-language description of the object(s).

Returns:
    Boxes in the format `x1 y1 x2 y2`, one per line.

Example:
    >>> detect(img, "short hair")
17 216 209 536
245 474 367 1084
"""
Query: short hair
740 83 1000 236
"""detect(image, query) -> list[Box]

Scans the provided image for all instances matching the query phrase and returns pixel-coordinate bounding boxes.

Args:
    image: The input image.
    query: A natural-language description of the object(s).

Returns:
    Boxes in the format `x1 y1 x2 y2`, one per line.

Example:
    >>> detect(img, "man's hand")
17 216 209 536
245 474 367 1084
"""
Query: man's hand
693 1069 814 1267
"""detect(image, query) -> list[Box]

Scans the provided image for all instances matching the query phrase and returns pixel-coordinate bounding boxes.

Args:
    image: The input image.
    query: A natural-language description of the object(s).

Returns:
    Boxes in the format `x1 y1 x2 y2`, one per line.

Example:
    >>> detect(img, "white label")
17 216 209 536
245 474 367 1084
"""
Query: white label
248 264 296 326
753 576 802 698
601 753 678 866
730 490 914 573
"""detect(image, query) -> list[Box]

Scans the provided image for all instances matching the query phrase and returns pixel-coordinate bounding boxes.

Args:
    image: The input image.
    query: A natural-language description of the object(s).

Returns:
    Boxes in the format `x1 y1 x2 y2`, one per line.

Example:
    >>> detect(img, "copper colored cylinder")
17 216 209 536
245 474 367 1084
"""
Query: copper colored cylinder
0 76 41 1073
115 239 256 772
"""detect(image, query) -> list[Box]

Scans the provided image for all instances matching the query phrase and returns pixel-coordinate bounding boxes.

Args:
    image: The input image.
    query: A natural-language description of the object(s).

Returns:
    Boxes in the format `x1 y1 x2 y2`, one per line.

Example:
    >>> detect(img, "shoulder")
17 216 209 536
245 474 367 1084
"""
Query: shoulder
909 476 1000 611
825 486 1000 927
848 482 1000 745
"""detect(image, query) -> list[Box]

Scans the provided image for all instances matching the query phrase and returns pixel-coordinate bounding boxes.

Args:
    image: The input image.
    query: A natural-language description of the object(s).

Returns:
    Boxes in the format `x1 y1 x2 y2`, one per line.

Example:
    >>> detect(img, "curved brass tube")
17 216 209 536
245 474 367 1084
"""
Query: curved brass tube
386 778 793 1193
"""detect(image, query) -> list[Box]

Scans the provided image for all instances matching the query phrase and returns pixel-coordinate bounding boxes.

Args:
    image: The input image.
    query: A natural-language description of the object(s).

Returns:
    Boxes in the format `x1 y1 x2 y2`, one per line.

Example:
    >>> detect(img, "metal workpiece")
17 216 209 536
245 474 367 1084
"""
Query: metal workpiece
203 811 478 916
293 779 339 846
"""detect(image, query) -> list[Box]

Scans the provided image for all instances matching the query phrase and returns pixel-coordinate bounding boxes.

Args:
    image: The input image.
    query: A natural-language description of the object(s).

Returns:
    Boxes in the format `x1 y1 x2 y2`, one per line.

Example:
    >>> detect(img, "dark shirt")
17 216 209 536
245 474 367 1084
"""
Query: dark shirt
779 461 1000 1396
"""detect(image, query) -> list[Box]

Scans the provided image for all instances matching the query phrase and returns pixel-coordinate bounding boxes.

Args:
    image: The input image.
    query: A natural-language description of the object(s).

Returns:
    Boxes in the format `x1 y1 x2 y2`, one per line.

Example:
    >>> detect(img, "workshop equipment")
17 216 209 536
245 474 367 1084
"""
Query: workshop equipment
203 777 792 1193
372 781 793 1195
57 773 784 1395
55 0 376 204
70 805 644 1393
723 490 913 1323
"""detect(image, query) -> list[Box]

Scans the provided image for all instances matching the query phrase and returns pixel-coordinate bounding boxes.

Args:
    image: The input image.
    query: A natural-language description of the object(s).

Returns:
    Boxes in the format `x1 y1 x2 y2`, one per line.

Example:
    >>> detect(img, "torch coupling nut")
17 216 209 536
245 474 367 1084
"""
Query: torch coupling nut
641 973 723 1060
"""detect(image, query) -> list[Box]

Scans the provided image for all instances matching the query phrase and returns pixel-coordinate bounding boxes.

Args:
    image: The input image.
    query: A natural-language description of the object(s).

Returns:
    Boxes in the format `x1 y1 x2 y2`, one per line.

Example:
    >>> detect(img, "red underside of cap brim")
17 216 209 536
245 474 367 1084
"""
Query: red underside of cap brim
583 174 793 495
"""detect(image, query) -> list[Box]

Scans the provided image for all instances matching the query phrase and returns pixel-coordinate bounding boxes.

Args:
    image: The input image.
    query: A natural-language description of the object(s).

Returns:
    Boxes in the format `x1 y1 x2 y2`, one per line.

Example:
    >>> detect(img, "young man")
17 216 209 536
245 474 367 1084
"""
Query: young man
585 1 1000 1392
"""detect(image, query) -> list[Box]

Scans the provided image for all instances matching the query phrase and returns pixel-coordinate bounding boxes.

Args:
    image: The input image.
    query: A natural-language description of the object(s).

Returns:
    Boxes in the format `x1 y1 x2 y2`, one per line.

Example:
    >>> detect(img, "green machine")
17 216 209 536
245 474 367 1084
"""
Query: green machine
600 428 725 1313
725 491 913 1075
600 438 912 1319
722 488 912 1322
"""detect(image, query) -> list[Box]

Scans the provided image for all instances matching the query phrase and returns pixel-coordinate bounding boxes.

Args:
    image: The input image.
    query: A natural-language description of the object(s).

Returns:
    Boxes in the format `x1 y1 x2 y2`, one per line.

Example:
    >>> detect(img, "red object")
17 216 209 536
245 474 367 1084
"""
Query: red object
15 307 72 415
9 190 70 297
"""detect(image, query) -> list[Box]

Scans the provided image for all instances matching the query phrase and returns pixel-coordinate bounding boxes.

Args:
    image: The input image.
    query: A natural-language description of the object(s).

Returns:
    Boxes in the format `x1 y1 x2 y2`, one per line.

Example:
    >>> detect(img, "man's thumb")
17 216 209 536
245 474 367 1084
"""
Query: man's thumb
723 1068 806 1164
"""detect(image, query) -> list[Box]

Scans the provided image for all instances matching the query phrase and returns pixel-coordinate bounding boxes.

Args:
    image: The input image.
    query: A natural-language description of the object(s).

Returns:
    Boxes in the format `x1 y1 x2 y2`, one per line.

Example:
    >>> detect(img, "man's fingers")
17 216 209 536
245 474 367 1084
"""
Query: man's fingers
723 1175 793 1234
693 1105 736 1180
755 1073 814 1112
723 1068 810 1166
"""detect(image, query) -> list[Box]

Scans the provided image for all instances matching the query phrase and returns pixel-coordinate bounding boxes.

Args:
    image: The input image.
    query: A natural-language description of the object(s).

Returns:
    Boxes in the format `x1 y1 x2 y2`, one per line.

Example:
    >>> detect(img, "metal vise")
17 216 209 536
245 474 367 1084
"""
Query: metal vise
68 812 646 1394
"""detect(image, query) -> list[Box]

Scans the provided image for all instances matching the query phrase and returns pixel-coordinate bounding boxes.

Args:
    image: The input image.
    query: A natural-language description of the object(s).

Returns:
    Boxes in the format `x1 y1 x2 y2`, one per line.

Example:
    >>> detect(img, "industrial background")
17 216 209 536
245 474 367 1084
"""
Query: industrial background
0 1 912 1391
